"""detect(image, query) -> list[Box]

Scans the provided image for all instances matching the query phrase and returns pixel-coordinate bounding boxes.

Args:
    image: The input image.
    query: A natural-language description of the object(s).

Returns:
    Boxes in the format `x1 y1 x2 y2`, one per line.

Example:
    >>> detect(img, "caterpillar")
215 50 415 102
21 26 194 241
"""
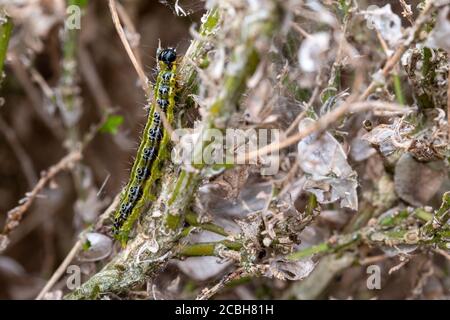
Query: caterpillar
112 47 178 245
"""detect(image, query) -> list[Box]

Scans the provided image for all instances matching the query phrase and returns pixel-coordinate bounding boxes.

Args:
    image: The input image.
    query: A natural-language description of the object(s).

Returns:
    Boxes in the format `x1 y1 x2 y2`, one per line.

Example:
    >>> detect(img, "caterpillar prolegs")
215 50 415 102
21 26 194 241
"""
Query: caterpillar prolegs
112 47 177 245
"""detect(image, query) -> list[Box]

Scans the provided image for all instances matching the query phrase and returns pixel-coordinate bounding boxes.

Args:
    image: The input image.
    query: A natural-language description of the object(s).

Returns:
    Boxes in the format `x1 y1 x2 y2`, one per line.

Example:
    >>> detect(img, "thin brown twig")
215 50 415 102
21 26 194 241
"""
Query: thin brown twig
360 0 435 101
399 0 414 25
108 0 149 92
35 193 120 300
196 268 246 300
434 248 450 261
0 150 82 252
290 21 311 38
116 1 144 71
236 101 407 163
107 0 176 142
35 239 83 300
236 2 435 164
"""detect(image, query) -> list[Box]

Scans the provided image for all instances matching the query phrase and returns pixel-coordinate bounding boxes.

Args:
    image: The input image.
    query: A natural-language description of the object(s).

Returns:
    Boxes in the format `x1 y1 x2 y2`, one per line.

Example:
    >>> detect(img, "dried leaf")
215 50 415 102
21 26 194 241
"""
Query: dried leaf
363 4 402 47
297 118 358 210
267 257 315 281
78 232 113 262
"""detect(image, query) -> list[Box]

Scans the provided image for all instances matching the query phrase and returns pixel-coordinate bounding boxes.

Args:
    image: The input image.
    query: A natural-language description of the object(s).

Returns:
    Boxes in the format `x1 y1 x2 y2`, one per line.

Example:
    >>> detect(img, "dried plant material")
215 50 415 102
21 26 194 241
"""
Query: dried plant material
2 0 65 52
350 129 376 162
362 119 414 158
208 165 250 200
266 257 315 281
402 47 449 110
425 6 450 52
394 153 446 206
297 118 358 210
362 4 402 48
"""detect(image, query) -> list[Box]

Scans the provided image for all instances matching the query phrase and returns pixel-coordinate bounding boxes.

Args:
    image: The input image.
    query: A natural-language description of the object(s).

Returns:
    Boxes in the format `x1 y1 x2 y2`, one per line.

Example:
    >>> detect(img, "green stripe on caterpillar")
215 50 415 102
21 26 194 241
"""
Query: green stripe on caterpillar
112 47 178 245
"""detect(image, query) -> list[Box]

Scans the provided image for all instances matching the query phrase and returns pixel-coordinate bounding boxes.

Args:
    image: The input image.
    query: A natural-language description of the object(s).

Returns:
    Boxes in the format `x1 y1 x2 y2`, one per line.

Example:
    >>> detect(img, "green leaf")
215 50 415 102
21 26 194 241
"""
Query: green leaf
82 239 91 251
99 115 124 135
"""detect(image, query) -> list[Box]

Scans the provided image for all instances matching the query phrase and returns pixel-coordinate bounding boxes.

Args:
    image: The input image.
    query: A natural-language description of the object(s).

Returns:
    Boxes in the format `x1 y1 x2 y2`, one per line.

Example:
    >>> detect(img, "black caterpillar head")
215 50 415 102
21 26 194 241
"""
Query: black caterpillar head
158 47 177 65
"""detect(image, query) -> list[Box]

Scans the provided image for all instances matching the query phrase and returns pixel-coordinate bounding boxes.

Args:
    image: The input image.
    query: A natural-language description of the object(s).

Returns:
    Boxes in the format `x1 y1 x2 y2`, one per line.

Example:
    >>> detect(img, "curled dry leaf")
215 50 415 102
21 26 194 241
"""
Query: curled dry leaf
362 119 414 158
350 129 376 162
266 257 315 281
297 118 358 210
362 4 402 48
78 232 113 262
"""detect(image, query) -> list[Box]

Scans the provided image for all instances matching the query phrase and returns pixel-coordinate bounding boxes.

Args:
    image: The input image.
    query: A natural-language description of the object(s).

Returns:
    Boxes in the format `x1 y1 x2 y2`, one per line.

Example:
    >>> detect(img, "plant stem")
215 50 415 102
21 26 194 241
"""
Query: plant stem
0 14 13 86
185 212 229 236
178 240 242 257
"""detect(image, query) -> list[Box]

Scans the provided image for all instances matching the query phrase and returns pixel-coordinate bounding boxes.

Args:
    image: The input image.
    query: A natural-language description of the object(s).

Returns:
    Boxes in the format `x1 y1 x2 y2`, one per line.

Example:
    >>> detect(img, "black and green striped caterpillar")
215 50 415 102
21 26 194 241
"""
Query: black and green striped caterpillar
112 47 177 245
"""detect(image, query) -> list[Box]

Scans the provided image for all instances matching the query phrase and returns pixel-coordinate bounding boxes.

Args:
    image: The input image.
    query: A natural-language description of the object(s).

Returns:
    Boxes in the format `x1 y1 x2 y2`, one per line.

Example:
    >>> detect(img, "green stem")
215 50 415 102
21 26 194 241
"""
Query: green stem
392 73 405 105
178 240 242 257
185 212 229 236
287 243 329 261
421 192 450 238
0 15 13 87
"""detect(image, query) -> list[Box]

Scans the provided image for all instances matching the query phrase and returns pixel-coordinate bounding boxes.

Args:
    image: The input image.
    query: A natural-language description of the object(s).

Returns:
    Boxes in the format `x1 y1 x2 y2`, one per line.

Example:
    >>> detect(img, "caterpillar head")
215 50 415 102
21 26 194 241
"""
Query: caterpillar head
158 47 177 65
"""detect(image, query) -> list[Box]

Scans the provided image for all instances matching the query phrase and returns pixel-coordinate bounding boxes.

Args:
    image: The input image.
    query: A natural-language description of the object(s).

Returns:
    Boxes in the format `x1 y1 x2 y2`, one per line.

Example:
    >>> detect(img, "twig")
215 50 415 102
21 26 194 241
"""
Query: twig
434 248 450 261
237 101 407 163
108 0 148 93
0 150 82 252
399 0 414 25
360 0 435 101
196 268 246 300
108 0 175 141
36 239 83 300
34 193 120 299
116 1 144 71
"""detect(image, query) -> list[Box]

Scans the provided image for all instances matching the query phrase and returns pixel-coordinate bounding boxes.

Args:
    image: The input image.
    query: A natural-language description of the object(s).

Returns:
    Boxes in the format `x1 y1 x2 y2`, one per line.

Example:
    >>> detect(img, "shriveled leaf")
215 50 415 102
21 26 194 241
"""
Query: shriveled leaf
266 257 315 281
362 4 402 47
297 118 358 210
78 232 113 262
